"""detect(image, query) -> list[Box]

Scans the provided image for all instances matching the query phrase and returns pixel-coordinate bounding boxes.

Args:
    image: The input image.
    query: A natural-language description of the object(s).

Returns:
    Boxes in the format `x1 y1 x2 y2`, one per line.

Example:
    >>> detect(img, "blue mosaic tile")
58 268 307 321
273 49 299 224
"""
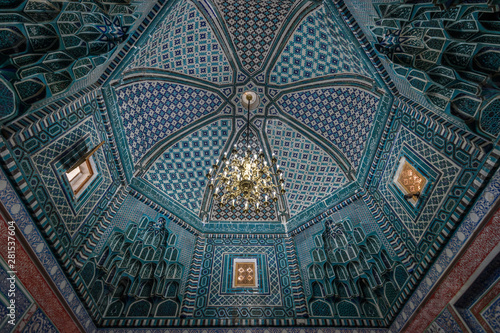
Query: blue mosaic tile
22 308 58 333
425 307 464 333
279 87 379 170
143 120 231 214
266 119 348 217
117 81 224 164
94 194 158 253
271 5 370 85
126 0 232 83
195 238 295 317
214 0 295 73
378 127 460 242
481 295 500 332
30 117 113 236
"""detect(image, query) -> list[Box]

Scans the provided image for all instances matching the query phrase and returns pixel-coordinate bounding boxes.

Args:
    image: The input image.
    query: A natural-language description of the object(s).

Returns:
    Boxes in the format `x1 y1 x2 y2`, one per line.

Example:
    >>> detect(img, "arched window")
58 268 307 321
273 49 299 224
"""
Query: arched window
166 264 182 279
335 266 347 280
336 282 350 298
334 251 341 263
372 266 382 286
165 247 178 261
106 265 117 284
153 235 161 248
98 248 109 267
155 261 167 277
380 250 392 269
111 234 124 252
168 234 176 246
337 233 347 247
120 251 131 268
337 300 359 317
128 260 141 277
138 281 153 298
354 228 365 243
139 217 149 229
141 264 153 279
132 241 143 257
126 224 138 240
308 264 323 279
347 245 356 259
311 281 325 298
165 281 179 298
358 278 373 299
366 236 381 254
144 232 155 245
343 220 352 231
348 262 358 278
324 262 335 279
314 235 323 247
348 280 358 297
114 278 130 298
340 249 349 262
359 251 369 270
359 245 372 258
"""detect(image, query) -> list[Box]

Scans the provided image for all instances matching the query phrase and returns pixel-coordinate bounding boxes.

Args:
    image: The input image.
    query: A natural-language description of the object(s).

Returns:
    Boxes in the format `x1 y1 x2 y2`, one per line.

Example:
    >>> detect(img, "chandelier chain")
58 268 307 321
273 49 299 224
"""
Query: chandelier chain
206 92 286 213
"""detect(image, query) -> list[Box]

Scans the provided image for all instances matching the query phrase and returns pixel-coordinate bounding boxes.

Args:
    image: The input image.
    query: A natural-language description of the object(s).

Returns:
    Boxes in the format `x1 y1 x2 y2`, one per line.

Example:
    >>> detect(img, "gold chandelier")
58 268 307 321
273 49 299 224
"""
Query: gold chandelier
206 92 285 213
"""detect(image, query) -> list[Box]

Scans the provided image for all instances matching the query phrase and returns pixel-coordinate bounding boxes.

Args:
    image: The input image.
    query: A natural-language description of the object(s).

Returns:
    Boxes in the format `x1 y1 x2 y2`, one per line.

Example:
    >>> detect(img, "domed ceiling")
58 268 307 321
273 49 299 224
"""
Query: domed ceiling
1 0 499 331
106 0 388 231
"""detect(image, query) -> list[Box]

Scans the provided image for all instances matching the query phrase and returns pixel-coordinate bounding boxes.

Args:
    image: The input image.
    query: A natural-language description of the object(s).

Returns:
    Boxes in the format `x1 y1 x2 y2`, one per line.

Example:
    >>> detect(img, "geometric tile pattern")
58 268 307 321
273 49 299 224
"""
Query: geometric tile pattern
126 0 233 84
22 308 59 333
116 81 223 164
94 194 158 253
425 307 466 333
209 249 279 306
31 117 112 235
143 120 231 214
194 237 295 318
279 87 379 170
482 294 500 332
213 0 295 73
378 126 460 242
209 130 279 222
266 119 348 217
0 0 148 106
271 6 370 85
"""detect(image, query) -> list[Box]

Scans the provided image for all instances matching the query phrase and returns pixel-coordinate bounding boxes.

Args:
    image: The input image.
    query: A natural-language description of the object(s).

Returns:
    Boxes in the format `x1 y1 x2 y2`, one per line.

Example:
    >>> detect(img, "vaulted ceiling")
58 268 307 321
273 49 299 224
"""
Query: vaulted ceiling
1 0 499 331
105 0 386 230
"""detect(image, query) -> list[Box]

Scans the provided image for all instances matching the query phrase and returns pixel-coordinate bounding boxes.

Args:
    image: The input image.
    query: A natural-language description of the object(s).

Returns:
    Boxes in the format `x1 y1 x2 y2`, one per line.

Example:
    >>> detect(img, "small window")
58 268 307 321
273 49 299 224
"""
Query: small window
394 157 427 205
66 156 97 195
233 258 258 288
